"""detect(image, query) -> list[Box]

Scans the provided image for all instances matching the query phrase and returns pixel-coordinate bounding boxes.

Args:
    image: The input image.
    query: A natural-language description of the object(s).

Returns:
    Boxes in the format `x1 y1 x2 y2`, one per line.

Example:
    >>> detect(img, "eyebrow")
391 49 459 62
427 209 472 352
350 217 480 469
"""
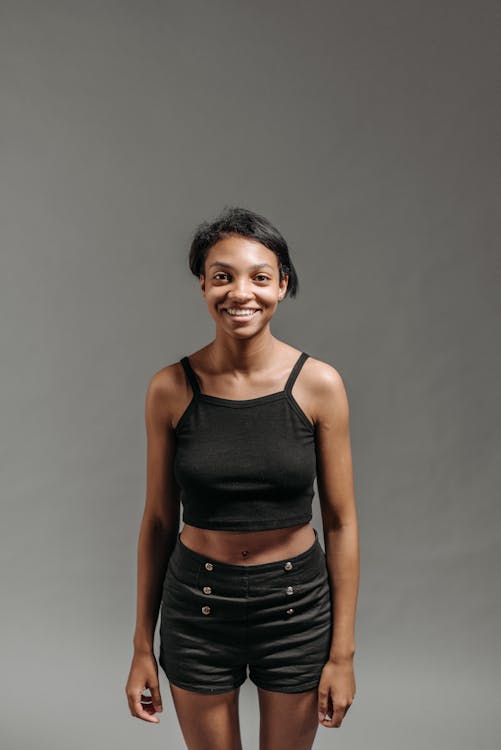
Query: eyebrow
208 262 274 271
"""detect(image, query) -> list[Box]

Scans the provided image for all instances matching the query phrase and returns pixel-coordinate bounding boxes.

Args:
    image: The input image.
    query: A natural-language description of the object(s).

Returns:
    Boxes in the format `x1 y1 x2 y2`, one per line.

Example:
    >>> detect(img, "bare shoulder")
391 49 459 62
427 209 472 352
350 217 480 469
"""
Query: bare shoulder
142 363 185 526
145 360 187 431
303 355 349 426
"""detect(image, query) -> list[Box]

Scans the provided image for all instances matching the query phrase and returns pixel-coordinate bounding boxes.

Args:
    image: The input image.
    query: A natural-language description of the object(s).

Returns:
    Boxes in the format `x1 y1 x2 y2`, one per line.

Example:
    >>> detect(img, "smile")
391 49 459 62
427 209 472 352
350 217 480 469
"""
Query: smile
222 308 261 318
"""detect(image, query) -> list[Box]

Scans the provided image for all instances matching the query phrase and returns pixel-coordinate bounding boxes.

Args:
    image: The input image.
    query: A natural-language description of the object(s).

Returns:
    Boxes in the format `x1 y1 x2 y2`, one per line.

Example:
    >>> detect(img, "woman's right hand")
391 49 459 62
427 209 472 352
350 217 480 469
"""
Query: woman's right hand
125 650 164 723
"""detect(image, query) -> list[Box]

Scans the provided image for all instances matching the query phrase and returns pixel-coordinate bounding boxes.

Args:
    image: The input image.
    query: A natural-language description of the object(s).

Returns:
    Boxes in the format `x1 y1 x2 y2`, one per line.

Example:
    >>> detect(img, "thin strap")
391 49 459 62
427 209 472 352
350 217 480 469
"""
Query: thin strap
284 351 310 395
180 356 201 396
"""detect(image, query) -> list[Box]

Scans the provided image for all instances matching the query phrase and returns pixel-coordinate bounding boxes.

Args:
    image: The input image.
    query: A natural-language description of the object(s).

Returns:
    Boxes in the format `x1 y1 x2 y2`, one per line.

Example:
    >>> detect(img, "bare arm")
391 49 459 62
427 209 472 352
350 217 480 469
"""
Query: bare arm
313 362 359 727
133 368 181 654
125 367 181 723
314 364 359 663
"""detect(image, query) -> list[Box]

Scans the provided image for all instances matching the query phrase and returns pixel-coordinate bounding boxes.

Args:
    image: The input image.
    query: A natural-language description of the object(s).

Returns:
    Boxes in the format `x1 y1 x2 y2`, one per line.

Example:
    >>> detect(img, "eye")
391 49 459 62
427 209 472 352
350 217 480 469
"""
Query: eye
212 272 271 282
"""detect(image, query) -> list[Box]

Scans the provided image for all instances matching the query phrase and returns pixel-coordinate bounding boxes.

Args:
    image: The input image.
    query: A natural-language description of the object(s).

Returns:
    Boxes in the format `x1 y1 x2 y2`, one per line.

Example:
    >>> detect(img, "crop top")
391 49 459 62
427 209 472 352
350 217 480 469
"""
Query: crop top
173 351 317 531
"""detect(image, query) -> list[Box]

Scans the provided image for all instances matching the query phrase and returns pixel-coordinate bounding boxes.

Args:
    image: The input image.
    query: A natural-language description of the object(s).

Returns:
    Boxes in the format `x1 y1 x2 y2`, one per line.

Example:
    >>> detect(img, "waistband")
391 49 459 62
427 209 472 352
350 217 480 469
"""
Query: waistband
169 526 323 581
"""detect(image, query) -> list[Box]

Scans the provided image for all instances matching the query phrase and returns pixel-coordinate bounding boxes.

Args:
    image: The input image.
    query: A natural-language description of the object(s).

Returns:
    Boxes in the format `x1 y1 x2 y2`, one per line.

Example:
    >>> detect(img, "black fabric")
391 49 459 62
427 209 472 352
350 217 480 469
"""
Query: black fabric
173 351 317 531
159 528 332 694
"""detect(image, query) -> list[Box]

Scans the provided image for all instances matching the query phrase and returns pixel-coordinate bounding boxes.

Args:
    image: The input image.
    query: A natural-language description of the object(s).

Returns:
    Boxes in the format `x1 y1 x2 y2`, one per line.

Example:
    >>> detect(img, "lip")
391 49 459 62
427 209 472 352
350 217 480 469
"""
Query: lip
221 308 261 321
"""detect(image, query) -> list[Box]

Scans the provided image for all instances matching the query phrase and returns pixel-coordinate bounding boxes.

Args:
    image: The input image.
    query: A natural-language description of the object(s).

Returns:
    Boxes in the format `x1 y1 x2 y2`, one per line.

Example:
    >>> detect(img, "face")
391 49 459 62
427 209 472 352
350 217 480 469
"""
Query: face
199 234 288 335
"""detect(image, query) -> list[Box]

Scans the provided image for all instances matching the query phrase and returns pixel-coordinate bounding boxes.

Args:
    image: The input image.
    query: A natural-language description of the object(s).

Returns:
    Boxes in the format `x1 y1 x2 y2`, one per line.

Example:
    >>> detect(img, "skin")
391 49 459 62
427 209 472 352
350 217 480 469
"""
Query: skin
125 233 360 748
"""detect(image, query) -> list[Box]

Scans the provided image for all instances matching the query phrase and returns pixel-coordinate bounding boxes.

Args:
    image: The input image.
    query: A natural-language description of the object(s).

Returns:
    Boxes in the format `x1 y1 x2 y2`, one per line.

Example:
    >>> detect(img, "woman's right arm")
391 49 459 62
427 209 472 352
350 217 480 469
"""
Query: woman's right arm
125 366 181 723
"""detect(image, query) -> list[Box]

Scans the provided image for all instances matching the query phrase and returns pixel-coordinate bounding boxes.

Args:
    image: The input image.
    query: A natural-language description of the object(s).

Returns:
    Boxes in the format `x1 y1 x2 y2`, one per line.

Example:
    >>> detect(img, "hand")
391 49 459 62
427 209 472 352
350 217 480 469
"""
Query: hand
317 658 356 728
125 650 164 723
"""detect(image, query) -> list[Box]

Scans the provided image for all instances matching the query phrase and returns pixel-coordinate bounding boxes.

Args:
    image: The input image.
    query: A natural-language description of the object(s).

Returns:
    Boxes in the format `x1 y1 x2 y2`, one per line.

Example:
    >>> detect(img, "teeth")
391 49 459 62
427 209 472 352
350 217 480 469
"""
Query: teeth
224 308 259 316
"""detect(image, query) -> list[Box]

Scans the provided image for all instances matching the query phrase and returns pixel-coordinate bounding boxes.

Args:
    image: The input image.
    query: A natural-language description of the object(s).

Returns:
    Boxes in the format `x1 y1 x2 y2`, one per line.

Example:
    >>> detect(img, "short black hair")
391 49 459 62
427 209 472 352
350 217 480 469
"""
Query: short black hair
188 206 299 298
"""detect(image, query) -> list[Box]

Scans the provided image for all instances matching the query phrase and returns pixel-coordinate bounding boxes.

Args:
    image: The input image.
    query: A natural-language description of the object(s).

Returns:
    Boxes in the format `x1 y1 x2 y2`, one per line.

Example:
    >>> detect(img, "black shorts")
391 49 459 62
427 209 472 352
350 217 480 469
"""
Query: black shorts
158 527 332 695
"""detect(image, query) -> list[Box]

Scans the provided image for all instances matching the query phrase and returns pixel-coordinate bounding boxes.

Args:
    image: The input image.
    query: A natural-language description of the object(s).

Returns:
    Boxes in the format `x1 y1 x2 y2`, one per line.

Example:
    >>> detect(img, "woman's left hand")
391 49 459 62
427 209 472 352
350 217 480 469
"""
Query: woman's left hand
317 658 356 728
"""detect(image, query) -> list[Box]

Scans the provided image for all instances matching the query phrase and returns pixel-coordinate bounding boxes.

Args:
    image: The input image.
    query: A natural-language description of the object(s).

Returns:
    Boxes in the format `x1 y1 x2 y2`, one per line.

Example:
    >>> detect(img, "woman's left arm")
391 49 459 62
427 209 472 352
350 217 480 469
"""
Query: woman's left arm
313 362 360 726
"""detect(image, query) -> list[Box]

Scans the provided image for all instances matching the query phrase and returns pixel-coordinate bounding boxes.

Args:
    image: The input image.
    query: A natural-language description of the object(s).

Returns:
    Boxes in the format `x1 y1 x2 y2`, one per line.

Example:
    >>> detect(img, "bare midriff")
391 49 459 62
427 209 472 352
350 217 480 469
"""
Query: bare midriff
179 522 316 565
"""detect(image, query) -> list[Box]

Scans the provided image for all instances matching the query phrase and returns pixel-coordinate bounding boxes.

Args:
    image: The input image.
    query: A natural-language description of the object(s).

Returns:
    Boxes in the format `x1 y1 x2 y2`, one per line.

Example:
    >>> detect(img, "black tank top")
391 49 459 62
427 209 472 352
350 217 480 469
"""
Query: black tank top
173 351 317 531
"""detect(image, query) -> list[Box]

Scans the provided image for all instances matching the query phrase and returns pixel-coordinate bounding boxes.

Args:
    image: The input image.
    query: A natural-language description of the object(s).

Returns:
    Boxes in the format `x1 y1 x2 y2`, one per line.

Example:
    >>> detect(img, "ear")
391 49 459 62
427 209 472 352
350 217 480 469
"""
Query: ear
278 273 289 300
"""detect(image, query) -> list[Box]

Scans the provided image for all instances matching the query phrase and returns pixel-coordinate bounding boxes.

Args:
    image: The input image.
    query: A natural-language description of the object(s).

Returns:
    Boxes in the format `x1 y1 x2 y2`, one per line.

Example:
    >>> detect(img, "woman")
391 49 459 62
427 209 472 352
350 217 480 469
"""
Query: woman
125 207 359 749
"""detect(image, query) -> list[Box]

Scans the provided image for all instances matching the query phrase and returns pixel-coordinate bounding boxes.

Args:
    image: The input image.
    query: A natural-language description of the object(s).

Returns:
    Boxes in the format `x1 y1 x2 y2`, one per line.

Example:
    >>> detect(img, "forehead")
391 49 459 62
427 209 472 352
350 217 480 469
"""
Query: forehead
206 235 277 269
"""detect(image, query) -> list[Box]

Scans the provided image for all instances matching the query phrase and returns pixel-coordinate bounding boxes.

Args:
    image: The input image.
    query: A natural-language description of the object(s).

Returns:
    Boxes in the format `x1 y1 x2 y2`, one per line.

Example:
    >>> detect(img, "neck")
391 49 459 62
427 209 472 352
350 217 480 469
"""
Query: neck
208 334 281 373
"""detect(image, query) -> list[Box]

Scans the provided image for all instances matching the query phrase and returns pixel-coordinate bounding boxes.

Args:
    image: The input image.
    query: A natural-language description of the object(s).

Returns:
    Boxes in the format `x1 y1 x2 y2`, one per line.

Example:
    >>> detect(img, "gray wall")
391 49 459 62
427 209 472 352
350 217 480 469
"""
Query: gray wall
1 1 499 748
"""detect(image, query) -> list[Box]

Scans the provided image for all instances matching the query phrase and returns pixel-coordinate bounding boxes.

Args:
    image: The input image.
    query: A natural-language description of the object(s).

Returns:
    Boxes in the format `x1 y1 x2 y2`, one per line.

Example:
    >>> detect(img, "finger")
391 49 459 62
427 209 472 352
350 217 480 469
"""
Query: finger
127 688 161 723
323 701 351 728
140 693 157 715
317 683 332 723
139 687 160 716
149 684 163 713
320 705 335 727
319 690 337 727
133 695 161 723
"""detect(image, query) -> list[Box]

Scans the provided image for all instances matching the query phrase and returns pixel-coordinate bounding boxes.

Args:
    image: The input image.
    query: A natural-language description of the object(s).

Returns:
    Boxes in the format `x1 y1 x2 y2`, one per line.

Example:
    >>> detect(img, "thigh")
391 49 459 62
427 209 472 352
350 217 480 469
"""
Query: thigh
257 686 319 750
170 683 243 750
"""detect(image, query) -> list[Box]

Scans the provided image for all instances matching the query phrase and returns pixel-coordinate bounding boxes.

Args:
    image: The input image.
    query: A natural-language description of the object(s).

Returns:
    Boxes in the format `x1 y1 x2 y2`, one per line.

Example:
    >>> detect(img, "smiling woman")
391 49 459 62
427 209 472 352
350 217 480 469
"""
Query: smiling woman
193 224 297 345
125 206 359 750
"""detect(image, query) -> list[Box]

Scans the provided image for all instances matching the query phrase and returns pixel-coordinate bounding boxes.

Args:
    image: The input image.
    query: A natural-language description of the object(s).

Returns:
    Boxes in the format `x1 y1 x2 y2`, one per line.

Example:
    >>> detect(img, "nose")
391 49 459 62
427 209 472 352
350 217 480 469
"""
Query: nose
227 282 254 302
229 291 253 302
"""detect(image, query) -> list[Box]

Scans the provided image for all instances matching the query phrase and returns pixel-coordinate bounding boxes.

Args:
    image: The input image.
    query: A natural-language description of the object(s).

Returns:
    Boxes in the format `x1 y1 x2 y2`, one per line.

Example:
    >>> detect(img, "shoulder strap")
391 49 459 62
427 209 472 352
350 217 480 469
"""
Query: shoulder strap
284 351 310 395
180 356 201 396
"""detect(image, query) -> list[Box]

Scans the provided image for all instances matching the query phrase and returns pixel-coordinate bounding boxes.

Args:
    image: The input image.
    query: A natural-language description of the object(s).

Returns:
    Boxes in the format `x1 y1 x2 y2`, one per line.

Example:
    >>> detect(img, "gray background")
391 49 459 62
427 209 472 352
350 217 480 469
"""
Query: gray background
1 1 499 748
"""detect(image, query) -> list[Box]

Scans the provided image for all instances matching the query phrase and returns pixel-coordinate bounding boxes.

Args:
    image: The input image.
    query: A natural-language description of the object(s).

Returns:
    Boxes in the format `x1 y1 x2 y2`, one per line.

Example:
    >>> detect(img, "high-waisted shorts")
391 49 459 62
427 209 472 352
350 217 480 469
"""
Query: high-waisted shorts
158 527 332 695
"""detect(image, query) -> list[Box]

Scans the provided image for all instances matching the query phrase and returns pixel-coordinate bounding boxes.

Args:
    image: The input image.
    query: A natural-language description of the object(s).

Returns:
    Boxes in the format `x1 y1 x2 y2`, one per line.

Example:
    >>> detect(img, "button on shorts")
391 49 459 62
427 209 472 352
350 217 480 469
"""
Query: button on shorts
158 527 332 695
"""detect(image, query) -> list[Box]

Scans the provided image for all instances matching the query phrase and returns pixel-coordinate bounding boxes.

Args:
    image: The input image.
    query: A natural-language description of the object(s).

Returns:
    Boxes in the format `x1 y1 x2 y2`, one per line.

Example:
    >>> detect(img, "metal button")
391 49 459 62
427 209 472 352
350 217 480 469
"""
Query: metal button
202 586 212 594
201 605 211 615
205 562 214 571
286 608 295 615
286 585 294 595
284 561 293 571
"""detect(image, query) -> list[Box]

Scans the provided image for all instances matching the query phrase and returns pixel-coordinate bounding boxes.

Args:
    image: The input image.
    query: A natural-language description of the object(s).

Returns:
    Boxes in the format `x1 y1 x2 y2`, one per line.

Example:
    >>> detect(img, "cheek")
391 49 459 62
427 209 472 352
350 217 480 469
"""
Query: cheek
203 292 222 307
